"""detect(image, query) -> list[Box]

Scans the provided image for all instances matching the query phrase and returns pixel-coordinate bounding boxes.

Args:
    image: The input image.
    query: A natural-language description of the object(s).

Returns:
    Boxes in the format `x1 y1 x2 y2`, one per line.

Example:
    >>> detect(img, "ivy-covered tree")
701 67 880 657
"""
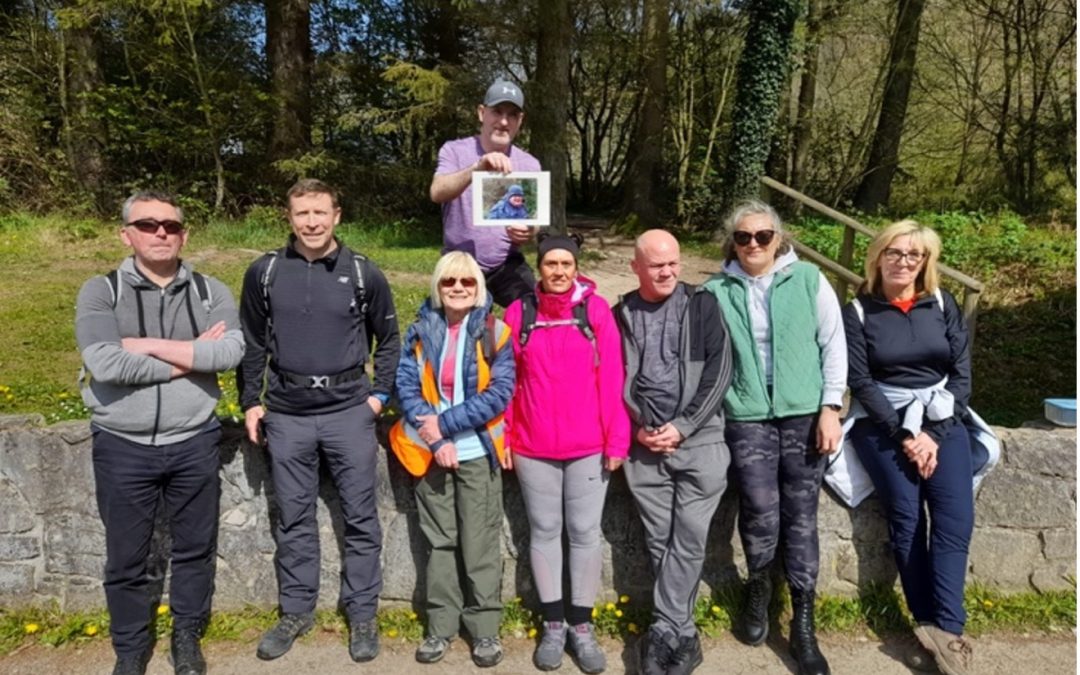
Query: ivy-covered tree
722 0 800 209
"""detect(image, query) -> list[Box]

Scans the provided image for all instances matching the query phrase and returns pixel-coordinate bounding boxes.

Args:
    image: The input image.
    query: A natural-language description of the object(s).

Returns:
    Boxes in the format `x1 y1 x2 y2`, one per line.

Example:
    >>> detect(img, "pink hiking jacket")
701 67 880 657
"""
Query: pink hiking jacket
503 275 630 461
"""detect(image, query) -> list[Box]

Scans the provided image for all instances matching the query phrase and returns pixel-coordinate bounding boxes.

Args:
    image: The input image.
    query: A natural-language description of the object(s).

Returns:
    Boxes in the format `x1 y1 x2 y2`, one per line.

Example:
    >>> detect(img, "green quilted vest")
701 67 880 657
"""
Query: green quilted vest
705 261 824 421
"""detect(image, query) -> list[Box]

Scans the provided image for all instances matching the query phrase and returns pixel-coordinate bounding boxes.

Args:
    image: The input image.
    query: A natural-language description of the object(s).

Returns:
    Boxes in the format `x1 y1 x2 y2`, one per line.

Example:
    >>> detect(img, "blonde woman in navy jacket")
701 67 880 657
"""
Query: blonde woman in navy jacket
843 221 974 675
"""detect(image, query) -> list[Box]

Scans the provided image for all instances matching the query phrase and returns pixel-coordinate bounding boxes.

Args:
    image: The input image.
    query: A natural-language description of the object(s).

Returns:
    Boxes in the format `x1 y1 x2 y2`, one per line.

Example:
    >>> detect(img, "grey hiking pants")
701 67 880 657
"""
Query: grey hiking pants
624 440 730 637
726 414 824 593
262 404 383 620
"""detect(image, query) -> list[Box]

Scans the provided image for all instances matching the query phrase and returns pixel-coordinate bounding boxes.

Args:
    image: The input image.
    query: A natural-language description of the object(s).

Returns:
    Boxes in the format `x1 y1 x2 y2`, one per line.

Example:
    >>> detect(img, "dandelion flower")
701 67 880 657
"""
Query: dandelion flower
387 628 398 638
619 595 630 604
408 611 418 621
157 604 170 616
84 624 99 636
615 610 623 618
627 623 639 634
24 623 40 634
710 605 721 615
605 602 616 611
528 627 538 638
591 607 598 619
982 599 994 609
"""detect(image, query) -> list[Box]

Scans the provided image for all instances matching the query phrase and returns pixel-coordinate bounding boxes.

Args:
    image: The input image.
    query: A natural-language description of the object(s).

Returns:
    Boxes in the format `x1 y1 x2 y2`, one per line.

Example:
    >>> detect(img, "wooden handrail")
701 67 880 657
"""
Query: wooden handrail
761 176 985 292
760 175 984 340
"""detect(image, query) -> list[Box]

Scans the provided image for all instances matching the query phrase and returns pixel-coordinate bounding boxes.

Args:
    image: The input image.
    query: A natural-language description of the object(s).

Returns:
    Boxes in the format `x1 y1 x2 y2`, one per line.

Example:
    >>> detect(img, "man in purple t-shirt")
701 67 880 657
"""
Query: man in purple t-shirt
430 79 541 307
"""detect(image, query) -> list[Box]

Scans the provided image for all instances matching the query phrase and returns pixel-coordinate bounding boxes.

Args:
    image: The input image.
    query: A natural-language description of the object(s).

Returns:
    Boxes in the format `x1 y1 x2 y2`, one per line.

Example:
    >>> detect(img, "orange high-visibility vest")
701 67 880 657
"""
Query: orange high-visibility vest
389 320 510 476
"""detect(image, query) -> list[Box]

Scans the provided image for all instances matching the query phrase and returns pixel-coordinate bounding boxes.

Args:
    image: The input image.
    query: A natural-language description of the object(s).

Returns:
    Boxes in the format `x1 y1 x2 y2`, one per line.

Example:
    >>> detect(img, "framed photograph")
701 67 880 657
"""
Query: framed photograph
472 171 550 226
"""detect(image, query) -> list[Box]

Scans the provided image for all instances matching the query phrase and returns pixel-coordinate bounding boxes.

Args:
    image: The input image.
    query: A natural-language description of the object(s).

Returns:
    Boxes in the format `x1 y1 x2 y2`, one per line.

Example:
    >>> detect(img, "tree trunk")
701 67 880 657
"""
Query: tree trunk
63 12 108 212
722 0 800 208
790 0 822 197
624 0 668 229
529 0 572 234
266 0 312 163
853 0 926 213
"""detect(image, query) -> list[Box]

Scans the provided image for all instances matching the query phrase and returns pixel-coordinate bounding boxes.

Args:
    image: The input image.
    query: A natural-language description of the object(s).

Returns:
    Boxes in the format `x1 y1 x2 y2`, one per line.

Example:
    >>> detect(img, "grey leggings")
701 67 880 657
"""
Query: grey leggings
514 453 609 609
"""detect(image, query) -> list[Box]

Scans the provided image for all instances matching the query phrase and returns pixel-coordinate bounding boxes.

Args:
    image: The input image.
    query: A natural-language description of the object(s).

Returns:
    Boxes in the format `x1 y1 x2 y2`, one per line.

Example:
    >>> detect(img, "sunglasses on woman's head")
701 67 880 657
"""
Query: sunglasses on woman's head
732 230 776 246
127 219 185 235
439 277 478 289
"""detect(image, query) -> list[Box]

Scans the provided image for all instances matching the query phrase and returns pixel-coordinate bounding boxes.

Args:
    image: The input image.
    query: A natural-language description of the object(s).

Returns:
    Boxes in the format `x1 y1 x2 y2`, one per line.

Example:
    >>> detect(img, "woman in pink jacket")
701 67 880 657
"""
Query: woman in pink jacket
504 233 630 674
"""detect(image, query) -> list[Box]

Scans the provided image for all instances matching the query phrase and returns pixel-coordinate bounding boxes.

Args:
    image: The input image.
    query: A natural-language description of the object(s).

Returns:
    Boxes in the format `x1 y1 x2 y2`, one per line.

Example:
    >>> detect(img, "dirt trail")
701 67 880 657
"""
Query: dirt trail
1 629 1073 674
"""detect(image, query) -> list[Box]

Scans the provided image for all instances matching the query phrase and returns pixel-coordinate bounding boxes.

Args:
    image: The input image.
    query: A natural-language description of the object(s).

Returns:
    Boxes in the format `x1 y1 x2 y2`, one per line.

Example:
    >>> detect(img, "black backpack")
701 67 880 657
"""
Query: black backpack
518 291 599 367
103 267 211 337
259 247 370 329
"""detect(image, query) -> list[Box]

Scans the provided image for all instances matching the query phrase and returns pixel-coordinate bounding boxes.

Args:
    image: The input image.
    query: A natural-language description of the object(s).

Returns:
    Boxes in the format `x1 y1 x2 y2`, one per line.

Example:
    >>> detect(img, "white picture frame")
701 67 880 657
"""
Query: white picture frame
471 171 550 226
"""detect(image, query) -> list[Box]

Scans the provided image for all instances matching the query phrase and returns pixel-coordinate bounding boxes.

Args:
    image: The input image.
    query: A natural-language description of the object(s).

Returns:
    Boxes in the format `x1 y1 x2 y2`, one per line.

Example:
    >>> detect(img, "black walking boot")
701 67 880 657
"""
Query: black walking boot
739 570 771 646
789 589 830 675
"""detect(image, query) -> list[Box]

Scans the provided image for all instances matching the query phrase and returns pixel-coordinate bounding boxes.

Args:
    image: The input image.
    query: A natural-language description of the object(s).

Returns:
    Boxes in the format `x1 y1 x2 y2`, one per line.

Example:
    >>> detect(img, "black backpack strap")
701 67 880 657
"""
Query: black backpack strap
104 270 120 307
574 297 599 368
519 292 538 347
349 251 369 321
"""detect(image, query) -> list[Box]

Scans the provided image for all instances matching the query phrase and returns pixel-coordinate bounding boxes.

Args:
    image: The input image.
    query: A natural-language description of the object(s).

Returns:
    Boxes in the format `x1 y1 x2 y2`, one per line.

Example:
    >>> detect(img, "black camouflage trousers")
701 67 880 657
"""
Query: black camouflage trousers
726 414 824 592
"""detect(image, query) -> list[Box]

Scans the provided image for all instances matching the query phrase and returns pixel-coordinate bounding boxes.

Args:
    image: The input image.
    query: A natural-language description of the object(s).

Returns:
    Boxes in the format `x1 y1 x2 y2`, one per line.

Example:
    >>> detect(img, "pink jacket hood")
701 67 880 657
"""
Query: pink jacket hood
503 274 630 461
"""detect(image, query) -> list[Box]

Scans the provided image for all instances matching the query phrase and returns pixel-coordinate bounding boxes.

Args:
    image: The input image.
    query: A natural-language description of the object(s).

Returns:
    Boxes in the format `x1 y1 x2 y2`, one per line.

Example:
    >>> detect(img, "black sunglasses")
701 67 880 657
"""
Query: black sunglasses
732 230 776 247
127 218 185 235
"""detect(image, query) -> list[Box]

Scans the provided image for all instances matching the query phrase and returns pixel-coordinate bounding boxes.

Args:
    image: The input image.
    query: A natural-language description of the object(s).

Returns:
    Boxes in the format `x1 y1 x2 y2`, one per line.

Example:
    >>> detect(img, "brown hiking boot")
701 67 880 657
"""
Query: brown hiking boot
914 623 973 675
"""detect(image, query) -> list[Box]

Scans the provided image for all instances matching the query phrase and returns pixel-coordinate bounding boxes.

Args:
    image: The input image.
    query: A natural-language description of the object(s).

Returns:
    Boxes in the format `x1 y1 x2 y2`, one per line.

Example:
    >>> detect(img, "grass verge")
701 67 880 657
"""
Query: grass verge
1 586 1073 656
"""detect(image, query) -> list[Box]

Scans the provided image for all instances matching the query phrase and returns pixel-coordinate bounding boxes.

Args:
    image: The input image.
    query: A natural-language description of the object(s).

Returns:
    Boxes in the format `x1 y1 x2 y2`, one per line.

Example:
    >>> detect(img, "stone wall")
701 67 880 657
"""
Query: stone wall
0 415 1073 611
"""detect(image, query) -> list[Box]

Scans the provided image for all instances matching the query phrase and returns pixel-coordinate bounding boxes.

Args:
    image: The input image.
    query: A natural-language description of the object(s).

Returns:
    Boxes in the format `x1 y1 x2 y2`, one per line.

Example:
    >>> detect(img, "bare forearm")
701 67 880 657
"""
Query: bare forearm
430 165 476 203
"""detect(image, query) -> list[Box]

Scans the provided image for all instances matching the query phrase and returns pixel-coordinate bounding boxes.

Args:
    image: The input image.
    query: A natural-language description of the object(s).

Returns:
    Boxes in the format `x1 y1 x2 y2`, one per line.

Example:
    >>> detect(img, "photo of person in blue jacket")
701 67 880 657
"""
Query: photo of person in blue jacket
486 183 530 219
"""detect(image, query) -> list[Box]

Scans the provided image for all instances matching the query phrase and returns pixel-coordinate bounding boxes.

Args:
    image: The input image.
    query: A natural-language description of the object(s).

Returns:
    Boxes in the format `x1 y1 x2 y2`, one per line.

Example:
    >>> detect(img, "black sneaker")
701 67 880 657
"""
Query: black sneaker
349 619 380 663
638 628 677 675
667 634 703 675
112 651 150 675
171 627 207 675
256 612 315 660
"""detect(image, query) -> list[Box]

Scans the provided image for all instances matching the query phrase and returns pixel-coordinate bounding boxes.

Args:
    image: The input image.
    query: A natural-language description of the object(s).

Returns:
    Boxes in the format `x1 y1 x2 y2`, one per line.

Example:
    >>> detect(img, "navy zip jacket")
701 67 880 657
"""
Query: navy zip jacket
842 288 971 444
237 237 399 415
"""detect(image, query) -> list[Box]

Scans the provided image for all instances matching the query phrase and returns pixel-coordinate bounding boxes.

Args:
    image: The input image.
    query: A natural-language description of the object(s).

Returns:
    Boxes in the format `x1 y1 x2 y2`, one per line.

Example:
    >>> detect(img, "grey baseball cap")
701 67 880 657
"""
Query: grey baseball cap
483 79 524 109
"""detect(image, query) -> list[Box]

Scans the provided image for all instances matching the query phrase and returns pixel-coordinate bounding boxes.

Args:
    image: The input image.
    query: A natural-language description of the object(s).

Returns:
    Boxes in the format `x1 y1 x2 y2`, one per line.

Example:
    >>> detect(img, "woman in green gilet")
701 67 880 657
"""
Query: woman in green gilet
703 200 846 675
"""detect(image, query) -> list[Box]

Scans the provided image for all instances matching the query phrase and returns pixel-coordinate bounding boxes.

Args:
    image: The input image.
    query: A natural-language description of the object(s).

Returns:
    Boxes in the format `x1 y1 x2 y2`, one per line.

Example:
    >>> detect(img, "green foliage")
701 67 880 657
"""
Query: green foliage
723 0 801 204
788 210 1076 426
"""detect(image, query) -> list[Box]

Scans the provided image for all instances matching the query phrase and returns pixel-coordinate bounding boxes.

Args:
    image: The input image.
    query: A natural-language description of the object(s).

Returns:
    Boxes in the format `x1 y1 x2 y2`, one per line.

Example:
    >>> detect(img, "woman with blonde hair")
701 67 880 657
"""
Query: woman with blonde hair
843 220 975 675
392 251 515 668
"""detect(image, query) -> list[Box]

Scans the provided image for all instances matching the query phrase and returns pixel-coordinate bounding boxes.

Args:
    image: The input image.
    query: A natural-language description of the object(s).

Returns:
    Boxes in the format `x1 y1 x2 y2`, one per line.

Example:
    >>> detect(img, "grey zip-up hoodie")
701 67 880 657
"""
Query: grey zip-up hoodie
614 283 733 449
75 256 244 445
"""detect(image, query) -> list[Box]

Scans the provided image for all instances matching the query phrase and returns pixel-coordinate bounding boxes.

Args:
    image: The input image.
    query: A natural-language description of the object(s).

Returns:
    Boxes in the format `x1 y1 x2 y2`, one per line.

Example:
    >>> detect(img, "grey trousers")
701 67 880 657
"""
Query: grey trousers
415 457 504 639
262 404 383 620
624 440 730 637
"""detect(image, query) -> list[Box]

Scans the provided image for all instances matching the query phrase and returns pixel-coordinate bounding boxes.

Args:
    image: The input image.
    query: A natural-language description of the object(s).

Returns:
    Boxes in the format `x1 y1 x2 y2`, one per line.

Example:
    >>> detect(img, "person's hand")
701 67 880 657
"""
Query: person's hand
434 442 459 470
500 447 514 471
198 321 226 341
416 414 442 445
506 226 533 245
366 396 384 416
816 407 842 454
605 456 625 472
244 406 266 445
476 152 513 174
636 425 678 453
903 432 939 479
